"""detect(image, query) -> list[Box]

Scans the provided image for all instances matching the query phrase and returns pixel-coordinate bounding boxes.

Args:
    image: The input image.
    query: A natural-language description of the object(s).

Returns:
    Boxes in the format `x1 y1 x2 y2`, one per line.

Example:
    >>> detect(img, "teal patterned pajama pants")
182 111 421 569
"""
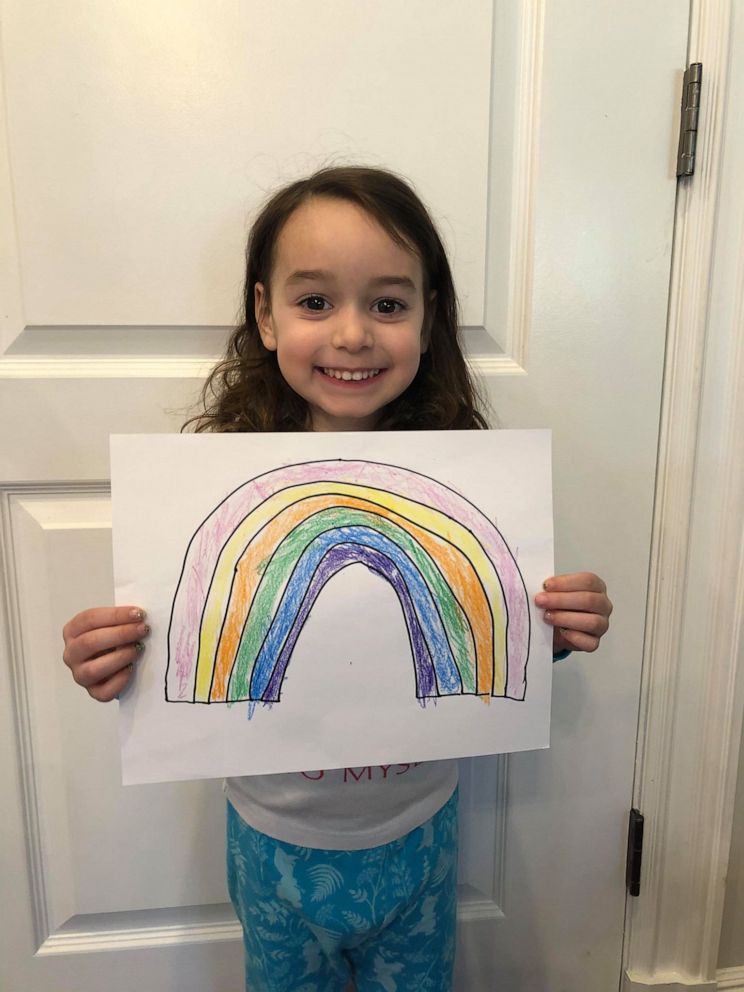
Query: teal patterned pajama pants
226 789 458 992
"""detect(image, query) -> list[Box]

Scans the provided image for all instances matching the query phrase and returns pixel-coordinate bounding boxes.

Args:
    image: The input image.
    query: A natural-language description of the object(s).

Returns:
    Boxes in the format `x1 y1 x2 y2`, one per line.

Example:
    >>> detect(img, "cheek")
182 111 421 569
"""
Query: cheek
398 344 424 386
273 338 315 388
403 330 426 365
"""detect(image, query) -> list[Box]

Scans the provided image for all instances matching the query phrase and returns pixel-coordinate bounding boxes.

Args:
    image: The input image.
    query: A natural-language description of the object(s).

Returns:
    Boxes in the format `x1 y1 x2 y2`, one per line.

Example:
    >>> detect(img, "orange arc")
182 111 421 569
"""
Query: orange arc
208 493 496 700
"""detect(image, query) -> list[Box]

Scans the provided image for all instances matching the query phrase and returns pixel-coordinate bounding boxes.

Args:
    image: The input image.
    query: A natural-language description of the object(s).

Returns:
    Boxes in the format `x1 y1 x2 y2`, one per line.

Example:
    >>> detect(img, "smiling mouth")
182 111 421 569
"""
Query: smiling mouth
318 367 383 381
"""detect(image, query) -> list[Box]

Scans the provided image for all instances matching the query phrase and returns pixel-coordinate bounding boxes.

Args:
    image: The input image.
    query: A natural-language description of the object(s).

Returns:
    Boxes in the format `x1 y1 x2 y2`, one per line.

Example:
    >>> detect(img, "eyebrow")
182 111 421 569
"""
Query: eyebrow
368 275 418 291
284 269 418 291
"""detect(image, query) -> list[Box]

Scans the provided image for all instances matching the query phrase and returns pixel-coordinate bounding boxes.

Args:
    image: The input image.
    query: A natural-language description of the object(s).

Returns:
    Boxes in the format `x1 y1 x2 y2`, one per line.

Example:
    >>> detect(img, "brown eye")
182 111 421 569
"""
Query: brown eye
300 295 330 311
373 299 404 315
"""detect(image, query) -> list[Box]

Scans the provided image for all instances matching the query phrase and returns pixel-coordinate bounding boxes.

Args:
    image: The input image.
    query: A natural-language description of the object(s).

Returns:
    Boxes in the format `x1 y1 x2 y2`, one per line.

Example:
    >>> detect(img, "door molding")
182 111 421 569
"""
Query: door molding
623 0 744 985
718 967 744 992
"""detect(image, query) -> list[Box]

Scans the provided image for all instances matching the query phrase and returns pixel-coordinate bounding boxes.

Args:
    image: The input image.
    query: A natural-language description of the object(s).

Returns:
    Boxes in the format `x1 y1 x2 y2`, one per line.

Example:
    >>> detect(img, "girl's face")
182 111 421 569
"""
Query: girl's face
255 197 429 431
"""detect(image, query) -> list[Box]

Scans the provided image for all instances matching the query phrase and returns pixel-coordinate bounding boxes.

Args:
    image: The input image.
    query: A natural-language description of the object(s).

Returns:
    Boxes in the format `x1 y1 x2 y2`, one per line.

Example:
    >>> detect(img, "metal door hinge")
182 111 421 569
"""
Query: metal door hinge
626 808 644 897
677 63 702 177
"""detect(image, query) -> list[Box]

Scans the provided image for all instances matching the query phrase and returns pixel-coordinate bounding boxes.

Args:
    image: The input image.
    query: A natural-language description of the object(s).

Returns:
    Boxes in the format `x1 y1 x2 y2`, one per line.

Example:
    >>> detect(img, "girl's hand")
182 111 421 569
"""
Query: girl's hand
62 606 150 702
534 573 612 654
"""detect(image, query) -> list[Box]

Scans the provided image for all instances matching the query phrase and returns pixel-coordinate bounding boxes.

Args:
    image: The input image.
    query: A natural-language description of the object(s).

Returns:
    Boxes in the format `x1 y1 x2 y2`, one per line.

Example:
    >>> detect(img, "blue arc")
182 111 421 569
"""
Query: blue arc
244 525 462 700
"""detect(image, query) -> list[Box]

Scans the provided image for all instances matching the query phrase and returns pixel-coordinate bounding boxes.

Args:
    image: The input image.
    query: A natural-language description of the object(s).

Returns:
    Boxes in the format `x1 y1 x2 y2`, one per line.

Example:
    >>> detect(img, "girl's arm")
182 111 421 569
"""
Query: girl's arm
62 606 150 701
534 572 612 654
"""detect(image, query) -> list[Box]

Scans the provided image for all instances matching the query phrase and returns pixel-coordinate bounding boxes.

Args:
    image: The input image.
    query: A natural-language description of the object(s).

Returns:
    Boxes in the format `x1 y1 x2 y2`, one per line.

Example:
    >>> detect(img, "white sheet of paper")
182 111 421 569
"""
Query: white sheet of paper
111 430 553 784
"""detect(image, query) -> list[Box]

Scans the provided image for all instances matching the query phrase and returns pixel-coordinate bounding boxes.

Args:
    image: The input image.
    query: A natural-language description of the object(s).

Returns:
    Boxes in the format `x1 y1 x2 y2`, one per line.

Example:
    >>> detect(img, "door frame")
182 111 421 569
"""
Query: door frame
622 1 744 988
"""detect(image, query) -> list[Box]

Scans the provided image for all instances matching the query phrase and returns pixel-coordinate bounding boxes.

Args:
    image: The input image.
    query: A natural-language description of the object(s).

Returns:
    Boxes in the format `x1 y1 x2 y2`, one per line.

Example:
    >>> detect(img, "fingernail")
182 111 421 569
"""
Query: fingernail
545 611 553 622
543 579 553 591
130 608 146 621
136 642 145 653
535 593 547 606
141 624 151 636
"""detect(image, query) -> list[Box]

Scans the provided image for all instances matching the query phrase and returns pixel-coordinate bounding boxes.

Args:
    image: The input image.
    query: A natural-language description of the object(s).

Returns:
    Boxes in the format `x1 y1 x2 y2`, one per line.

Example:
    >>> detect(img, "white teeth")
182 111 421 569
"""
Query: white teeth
322 368 381 381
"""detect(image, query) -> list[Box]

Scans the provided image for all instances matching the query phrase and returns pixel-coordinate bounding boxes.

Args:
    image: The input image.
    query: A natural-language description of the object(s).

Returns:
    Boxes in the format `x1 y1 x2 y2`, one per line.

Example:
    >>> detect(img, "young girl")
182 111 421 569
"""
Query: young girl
61 167 612 992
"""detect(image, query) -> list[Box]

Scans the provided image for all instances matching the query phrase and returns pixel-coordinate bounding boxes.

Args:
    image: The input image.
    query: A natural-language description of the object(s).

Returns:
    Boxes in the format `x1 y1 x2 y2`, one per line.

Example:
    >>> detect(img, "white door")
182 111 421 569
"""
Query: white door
0 3 688 990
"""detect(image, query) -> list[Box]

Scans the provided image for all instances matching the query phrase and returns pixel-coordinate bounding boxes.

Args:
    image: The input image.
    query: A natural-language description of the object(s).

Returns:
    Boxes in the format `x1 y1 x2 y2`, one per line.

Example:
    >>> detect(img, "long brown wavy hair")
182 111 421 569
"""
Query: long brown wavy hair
184 166 488 432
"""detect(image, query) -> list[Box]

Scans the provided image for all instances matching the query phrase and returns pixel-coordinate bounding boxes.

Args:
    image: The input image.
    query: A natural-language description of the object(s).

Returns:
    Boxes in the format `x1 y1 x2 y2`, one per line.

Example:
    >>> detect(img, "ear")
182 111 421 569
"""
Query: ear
254 282 277 351
421 290 437 353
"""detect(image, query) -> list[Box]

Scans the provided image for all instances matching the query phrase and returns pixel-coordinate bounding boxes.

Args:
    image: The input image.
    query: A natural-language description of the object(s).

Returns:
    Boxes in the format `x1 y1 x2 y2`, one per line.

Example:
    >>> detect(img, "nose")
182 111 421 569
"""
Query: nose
332 306 373 352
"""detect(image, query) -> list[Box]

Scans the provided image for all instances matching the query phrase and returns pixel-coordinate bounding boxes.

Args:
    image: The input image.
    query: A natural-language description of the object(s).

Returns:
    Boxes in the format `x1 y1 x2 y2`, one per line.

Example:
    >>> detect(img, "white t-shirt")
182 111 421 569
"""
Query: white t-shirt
224 759 458 850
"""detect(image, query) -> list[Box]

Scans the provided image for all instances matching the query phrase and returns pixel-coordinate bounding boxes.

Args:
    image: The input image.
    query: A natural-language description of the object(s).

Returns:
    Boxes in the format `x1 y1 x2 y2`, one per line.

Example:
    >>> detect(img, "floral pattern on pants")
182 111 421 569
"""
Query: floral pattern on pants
226 789 458 992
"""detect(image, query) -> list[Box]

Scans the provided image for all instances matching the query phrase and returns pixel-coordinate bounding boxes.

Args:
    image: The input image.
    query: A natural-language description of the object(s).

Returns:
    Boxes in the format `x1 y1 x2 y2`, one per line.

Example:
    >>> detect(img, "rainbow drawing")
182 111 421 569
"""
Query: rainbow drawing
165 460 531 705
